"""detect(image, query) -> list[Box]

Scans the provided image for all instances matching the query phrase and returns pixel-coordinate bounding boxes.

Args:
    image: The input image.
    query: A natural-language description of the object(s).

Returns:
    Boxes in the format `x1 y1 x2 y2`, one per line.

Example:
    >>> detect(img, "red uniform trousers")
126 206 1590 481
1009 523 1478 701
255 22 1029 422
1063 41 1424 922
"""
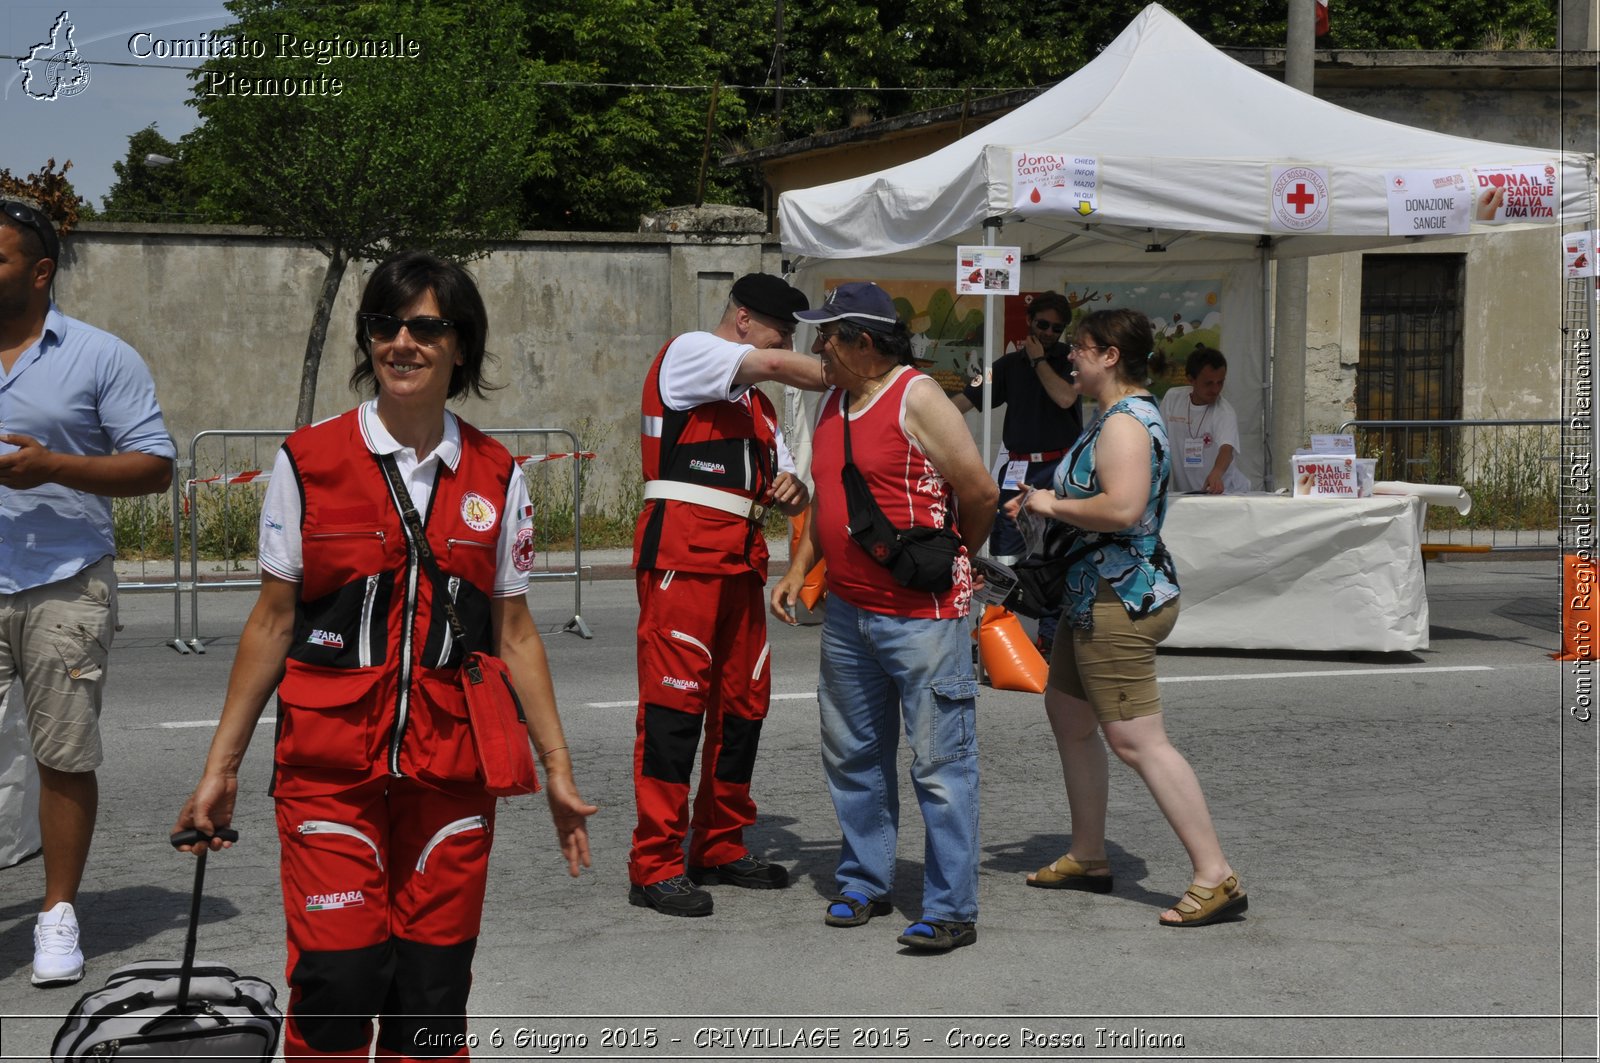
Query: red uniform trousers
629 568 771 885
275 775 496 1061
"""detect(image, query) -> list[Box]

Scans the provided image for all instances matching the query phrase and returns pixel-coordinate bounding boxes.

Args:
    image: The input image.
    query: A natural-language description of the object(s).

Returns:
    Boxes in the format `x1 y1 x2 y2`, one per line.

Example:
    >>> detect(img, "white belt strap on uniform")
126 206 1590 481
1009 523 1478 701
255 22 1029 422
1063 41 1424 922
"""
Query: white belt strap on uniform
644 480 768 522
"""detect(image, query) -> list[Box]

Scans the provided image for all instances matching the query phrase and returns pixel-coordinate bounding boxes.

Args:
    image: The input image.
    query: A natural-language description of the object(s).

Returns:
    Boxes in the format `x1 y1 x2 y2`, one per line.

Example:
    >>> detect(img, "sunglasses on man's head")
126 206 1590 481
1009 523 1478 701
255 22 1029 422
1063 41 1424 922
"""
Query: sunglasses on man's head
1 201 60 261
359 313 455 345
1032 319 1066 334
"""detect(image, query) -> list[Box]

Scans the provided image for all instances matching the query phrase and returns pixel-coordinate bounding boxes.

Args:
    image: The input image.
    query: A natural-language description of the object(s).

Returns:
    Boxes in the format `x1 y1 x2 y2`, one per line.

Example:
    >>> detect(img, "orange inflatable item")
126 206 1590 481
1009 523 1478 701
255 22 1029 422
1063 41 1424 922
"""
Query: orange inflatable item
789 511 828 610
1556 553 1599 660
799 560 827 610
975 605 1047 692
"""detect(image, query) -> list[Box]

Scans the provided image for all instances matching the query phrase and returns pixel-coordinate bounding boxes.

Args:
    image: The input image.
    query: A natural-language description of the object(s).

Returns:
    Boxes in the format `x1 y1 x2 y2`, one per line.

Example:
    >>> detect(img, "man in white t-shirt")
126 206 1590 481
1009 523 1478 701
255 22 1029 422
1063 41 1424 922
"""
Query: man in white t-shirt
629 274 825 917
1159 345 1251 495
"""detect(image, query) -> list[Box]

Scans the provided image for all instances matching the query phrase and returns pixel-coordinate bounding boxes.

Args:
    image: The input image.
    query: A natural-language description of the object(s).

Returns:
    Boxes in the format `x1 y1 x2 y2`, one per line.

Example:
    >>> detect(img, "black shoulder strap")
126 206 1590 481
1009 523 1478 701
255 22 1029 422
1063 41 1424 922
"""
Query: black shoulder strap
841 383 947 531
376 451 475 655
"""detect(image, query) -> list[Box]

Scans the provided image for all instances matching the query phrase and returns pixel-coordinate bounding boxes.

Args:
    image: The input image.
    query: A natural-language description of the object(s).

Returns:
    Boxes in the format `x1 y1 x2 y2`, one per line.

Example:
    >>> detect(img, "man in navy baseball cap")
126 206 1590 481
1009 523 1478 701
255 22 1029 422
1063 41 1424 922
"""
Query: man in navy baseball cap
795 282 900 331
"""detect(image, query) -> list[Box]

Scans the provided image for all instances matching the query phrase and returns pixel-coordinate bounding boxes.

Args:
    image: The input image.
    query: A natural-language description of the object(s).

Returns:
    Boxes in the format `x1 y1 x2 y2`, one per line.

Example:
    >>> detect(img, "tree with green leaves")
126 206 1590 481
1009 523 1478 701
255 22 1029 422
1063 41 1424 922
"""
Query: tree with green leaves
182 0 536 425
98 125 197 222
721 0 1558 145
517 0 755 229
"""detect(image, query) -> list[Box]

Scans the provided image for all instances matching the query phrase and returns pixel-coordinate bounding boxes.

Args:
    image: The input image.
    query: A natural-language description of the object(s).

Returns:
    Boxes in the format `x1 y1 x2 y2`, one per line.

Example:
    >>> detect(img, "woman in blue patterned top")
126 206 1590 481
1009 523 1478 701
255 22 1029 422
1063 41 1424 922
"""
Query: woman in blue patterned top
1004 308 1245 928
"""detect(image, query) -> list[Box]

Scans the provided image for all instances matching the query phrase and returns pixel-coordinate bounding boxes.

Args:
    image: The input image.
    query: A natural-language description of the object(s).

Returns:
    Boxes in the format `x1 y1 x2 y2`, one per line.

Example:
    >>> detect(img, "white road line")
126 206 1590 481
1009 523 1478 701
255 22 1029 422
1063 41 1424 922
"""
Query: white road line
1157 665 1494 684
162 667 1501 720
585 692 817 709
160 717 277 729
582 665 1495 707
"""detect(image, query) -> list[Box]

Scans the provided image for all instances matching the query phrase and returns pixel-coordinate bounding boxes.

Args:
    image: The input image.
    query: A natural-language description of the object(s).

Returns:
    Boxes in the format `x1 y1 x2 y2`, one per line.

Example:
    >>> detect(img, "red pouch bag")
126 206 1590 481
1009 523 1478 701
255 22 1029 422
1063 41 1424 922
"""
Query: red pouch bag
461 651 541 797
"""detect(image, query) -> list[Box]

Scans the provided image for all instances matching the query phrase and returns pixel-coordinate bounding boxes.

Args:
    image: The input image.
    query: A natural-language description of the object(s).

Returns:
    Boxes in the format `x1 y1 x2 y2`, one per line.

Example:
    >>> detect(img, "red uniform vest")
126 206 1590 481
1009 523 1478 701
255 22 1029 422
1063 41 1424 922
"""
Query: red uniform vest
812 370 971 620
272 409 518 795
634 336 779 576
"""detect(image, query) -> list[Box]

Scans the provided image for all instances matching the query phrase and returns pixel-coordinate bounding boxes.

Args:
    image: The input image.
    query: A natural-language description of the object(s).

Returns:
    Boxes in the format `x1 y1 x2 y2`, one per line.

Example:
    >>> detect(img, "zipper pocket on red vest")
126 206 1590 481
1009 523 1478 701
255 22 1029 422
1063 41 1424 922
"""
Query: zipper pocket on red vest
306 529 387 544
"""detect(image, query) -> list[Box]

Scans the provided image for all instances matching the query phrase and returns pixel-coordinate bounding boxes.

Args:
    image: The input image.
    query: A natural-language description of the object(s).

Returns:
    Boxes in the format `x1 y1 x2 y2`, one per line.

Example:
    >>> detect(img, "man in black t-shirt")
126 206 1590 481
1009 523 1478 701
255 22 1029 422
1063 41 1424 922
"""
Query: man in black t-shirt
954 291 1082 653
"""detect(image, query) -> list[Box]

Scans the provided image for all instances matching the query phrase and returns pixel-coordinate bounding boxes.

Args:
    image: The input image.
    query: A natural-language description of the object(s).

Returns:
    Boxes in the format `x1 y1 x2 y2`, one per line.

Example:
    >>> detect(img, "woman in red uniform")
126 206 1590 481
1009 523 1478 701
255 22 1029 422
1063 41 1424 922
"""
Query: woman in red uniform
175 251 594 1059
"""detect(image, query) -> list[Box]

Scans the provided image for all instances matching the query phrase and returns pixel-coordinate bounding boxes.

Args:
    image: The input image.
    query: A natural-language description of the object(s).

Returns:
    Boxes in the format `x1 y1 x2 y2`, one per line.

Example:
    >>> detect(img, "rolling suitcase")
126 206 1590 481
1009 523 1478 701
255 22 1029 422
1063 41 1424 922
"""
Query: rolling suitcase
51 829 282 1062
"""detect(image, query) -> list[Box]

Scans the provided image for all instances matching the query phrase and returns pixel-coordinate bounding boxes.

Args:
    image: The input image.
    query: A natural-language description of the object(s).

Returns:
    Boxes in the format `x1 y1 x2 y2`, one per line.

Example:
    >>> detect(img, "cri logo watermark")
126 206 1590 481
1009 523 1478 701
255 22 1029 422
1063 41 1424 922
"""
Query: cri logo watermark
17 10 92 101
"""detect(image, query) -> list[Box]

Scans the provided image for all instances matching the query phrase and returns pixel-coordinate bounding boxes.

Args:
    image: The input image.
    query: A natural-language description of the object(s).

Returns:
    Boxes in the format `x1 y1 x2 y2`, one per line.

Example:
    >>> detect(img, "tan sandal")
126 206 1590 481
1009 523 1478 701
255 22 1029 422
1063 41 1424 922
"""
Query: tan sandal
1027 854 1113 893
1160 874 1247 927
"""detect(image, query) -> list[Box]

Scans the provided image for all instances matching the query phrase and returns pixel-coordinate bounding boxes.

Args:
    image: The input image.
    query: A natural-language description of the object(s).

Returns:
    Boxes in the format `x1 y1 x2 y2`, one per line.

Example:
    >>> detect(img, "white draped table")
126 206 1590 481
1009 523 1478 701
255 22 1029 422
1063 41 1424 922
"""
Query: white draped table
1162 494 1429 652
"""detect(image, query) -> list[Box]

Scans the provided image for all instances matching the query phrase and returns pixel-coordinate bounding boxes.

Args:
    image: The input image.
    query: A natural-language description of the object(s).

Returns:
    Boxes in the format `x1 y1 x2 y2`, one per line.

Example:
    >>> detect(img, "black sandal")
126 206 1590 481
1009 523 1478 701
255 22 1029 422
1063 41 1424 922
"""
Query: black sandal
897 920 977 951
824 891 892 928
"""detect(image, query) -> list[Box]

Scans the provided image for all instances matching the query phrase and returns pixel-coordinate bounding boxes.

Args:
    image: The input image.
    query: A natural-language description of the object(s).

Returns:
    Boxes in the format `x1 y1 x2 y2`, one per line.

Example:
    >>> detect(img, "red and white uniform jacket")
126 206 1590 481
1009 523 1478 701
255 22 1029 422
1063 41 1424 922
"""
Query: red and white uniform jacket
271 409 520 797
633 337 779 577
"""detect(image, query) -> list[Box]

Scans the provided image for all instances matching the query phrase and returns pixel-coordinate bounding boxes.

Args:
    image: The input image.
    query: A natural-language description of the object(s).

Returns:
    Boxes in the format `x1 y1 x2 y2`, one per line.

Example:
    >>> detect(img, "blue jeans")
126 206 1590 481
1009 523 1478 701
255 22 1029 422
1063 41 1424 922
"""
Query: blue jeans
817 596 981 923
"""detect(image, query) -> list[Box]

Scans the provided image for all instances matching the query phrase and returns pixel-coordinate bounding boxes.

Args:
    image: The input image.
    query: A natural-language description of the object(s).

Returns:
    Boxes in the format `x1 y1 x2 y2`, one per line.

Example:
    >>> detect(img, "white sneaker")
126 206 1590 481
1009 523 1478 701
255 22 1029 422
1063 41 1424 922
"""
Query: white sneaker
32 902 85 987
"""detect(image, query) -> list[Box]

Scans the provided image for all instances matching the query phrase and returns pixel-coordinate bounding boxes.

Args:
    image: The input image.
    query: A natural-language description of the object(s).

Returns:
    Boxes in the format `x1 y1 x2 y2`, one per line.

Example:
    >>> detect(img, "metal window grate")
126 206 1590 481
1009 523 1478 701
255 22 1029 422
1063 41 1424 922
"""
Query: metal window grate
1358 254 1465 481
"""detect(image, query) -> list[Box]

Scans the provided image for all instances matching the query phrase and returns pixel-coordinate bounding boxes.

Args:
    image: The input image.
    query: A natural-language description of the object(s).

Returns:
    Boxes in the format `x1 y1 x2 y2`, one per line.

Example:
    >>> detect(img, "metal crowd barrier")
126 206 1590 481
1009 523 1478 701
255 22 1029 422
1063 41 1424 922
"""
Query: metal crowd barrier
1336 418 1561 552
110 425 594 654
103 474 189 654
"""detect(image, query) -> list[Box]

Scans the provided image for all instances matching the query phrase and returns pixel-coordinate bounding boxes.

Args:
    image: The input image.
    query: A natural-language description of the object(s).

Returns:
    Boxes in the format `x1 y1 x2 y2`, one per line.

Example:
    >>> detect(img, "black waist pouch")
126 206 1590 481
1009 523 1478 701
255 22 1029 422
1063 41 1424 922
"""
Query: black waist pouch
840 392 960 594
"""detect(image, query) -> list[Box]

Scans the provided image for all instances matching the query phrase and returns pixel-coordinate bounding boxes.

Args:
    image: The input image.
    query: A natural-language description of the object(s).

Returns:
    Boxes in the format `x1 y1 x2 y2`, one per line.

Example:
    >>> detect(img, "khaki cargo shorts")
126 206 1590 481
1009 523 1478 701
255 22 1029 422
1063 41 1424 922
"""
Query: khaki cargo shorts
1047 578 1178 723
0 556 118 772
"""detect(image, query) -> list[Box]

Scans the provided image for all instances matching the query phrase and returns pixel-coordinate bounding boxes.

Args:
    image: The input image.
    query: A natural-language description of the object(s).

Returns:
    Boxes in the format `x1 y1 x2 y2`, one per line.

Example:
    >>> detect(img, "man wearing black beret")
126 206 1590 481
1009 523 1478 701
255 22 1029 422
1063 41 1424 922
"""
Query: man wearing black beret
629 273 825 917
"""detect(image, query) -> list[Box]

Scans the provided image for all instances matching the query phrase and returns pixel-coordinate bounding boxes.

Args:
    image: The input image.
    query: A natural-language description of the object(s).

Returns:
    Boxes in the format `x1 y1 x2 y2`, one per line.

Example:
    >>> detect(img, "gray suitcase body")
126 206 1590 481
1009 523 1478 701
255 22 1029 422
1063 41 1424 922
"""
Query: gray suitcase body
52 960 280 1061
51 833 282 1062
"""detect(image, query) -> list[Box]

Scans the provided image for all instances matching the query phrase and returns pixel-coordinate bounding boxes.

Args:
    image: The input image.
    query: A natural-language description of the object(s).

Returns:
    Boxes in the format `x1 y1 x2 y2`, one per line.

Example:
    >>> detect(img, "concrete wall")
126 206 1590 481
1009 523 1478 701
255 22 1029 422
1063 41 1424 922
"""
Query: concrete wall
1303 226 1566 432
51 225 784 512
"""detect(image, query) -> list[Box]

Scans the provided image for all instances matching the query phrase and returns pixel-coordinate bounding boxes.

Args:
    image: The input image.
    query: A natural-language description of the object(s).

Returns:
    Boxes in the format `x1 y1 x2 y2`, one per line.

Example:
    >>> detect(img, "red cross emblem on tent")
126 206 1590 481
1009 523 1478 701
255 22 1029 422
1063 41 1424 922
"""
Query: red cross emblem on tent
1270 165 1331 232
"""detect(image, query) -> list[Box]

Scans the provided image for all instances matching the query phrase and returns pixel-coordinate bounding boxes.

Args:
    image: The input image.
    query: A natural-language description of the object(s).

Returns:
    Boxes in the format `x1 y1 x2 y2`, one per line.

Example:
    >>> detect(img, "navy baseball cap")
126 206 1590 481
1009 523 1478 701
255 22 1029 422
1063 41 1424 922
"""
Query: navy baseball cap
730 273 809 322
794 282 899 330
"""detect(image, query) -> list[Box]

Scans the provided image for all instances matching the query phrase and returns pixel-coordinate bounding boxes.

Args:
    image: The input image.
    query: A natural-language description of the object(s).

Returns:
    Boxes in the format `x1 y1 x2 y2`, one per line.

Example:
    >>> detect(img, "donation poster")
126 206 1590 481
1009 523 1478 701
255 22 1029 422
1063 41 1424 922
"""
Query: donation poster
1470 162 1559 224
1566 230 1599 278
1011 151 1098 217
1385 170 1471 235
955 246 1023 296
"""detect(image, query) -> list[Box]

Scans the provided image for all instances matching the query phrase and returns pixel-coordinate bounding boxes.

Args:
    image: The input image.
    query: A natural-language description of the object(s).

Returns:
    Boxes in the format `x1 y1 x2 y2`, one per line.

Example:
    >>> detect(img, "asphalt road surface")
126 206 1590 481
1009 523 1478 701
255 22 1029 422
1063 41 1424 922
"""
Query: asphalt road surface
0 557 1594 1062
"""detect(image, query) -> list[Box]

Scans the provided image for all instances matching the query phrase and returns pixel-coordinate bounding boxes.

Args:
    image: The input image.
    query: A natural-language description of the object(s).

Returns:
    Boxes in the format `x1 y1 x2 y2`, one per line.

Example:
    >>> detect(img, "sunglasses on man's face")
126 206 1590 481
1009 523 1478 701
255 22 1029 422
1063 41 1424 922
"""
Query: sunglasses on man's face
1 201 60 261
359 313 456 346
1032 319 1066 334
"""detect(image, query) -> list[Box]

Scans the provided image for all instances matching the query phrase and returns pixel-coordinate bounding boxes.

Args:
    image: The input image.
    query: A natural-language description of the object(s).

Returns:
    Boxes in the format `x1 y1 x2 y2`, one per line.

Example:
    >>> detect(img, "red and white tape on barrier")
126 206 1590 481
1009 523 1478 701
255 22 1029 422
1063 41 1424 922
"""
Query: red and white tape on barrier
186 469 270 488
514 451 595 467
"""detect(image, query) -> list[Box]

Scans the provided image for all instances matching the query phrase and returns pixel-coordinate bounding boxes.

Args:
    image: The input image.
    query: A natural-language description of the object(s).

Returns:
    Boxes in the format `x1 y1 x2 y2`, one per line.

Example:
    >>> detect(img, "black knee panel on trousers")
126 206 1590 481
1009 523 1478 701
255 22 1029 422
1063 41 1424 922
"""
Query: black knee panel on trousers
642 702 701 784
715 714 763 784
290 940 396 1052
376 937 478 1058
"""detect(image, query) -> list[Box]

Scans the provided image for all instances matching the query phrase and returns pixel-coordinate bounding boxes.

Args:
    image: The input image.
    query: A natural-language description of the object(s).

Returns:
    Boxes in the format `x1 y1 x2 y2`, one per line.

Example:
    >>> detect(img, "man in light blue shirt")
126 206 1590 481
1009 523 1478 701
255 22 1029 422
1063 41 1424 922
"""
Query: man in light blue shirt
0 201 175 987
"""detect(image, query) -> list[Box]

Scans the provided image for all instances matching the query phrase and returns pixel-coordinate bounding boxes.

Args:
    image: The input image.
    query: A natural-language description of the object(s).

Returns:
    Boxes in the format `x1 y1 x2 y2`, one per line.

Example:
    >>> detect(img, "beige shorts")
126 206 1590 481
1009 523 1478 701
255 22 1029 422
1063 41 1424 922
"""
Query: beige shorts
1047 579 1178 723
0 556 118 772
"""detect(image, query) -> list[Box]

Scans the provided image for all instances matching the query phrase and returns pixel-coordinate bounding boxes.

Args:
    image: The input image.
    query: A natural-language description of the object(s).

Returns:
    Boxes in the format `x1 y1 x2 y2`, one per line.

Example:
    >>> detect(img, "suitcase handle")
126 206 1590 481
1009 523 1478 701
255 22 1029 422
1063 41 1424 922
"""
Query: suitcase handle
166 828 239 1012
169 828 239 849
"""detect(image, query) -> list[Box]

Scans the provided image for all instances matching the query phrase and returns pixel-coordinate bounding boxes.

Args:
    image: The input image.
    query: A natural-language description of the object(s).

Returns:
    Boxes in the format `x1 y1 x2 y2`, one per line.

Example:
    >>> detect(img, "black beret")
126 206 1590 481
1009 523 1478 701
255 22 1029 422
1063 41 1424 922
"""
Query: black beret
730 273 809 322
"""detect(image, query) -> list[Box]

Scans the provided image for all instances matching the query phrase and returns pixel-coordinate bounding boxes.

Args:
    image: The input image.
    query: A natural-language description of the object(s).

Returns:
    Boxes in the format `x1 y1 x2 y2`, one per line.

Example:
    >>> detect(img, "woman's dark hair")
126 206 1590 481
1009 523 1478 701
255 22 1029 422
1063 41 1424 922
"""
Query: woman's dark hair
1184 343 1227 379
1027 291 1070 321
836 319 915 367
1075 307 1166 384
352 250 495 400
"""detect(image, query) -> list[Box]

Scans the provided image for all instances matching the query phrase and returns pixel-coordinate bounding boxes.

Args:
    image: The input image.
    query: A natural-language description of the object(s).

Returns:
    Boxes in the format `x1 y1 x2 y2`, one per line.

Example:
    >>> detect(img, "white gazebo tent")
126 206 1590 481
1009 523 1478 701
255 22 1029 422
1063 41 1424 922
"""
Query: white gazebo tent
777 2 1596 489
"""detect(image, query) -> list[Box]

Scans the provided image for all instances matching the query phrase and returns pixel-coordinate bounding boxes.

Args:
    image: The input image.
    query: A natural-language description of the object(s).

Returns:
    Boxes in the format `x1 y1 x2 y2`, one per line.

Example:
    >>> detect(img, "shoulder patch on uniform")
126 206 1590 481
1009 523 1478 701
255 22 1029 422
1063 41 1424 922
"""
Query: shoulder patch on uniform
513 527 536 572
